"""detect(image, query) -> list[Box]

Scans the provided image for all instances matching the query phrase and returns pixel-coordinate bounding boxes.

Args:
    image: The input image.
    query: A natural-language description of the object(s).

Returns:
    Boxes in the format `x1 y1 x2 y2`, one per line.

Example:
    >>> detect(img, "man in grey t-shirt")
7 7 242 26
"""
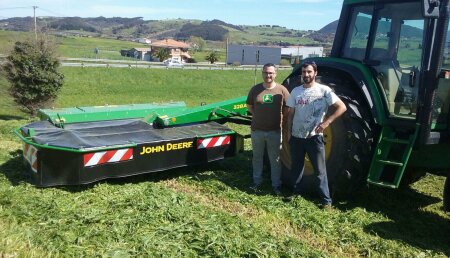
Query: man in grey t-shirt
286 61 347 207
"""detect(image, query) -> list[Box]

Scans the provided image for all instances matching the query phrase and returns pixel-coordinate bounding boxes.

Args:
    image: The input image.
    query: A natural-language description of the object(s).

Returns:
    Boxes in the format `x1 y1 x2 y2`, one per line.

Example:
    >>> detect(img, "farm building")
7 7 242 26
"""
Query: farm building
281 46 324 64
121 48 152 61
226 45 324 65
227 45 281 65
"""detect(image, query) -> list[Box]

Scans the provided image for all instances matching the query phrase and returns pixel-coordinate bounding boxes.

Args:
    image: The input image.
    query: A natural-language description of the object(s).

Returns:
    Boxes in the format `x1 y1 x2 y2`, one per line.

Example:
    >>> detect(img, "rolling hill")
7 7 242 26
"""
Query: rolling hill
0 16 335 46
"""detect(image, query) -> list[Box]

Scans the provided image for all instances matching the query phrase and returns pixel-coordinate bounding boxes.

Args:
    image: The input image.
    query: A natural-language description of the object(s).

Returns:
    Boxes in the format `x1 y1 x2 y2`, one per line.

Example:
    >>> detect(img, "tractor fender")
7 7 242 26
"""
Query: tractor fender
283 58 386 126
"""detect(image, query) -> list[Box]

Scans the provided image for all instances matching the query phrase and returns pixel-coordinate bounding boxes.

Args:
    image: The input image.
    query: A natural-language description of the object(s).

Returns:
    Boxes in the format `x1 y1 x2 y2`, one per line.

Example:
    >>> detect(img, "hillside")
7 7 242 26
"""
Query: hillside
0 16 334 46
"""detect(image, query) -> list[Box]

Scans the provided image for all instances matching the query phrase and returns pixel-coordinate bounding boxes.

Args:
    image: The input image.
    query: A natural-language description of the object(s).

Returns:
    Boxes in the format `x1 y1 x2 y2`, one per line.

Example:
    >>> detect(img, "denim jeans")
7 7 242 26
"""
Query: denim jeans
251 130 282 188
290 135 332 205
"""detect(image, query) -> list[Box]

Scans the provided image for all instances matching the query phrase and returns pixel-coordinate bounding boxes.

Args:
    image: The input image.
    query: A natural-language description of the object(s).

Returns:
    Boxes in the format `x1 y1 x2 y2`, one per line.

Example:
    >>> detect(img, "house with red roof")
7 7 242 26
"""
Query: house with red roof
150 39 191 63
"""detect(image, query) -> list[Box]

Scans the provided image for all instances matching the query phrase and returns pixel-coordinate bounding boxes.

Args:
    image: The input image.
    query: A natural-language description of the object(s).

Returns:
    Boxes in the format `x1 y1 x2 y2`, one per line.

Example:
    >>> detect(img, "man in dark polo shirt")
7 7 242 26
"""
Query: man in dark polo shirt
246 63 290 195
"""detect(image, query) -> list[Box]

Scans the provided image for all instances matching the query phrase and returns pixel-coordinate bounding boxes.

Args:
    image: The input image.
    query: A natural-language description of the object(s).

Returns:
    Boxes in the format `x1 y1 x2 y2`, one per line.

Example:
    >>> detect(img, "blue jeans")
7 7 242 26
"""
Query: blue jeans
290 135 332 205
251 130 282 188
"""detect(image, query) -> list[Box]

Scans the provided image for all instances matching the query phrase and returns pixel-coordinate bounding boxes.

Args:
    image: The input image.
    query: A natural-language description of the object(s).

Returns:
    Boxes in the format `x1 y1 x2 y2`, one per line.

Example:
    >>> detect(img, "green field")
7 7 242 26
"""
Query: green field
0 31 227 62
0 31 147 60
228 26 319 46
57 36 148 60
0 67 449 256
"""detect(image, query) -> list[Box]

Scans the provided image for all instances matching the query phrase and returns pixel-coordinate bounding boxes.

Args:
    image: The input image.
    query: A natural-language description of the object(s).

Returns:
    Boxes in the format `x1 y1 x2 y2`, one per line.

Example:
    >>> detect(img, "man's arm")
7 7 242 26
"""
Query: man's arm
314 100 347 134
247 104 254 115
286 107 295 141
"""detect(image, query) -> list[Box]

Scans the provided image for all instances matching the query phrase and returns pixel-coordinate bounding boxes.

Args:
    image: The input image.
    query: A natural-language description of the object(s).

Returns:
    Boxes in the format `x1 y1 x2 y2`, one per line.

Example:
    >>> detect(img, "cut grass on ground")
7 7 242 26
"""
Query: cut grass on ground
0 67 449 257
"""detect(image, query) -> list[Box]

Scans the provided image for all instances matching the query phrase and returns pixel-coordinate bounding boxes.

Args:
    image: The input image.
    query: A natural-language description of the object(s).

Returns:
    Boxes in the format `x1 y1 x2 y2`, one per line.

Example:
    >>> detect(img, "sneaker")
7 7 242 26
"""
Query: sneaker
249 183 261 192
320 203 333 210
272 187 282 196
282 191 300 202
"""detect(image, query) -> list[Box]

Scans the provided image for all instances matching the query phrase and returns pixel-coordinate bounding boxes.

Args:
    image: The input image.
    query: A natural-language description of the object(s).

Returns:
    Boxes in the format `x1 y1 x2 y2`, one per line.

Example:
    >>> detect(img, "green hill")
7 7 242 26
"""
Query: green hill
0 17 330 46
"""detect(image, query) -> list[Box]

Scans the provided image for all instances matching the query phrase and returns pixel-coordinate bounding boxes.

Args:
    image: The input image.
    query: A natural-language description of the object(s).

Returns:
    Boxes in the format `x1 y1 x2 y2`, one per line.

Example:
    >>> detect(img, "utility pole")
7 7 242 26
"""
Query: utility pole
33 6 38 41
225 38 228 67
253 50 260 85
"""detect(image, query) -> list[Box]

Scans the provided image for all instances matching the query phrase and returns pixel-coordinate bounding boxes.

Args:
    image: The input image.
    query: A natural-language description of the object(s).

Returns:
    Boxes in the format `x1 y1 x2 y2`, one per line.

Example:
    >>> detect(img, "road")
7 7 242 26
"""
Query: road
60 58 292 70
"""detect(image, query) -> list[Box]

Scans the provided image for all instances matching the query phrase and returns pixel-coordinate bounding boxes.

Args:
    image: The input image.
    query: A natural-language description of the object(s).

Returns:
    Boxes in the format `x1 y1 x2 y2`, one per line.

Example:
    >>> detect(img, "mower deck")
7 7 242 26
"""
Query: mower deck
18 119 243 187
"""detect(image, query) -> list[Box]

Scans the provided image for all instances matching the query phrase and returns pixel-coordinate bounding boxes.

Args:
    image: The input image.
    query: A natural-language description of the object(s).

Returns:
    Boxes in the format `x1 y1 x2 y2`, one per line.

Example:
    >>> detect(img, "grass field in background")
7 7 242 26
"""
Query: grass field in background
57 36 148 60
0 31 229 62
0 65 449 255
0 30 34 55
228 27 318 46
56 67 279 107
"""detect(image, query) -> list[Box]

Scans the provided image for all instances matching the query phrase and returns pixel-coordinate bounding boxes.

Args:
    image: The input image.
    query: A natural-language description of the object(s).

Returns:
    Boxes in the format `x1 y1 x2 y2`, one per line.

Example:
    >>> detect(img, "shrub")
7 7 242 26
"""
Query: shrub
152 48 170 62
186 58 197 63
2 37 64 115
279 59 292 66
205 51 219 64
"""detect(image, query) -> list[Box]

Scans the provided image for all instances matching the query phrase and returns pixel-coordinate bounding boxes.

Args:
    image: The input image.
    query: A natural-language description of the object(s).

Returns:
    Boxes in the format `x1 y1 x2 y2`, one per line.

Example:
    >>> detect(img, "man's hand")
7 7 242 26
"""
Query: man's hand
314 100 347 134
315 120 331 134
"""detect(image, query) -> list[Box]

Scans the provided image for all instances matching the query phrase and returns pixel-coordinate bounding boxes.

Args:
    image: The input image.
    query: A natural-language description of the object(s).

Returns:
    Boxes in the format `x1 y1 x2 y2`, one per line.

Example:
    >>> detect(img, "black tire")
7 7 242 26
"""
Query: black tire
319 76 376 199
444 171 450 212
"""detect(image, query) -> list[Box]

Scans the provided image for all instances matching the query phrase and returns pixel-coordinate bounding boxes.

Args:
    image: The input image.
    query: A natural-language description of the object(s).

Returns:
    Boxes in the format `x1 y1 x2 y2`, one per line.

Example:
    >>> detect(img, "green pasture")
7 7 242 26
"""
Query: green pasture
228 26 319 46
190 50 227 63
0 30 34 55
0 68 449 256
57 36 148 60
0 31 149 60
0 31 226 62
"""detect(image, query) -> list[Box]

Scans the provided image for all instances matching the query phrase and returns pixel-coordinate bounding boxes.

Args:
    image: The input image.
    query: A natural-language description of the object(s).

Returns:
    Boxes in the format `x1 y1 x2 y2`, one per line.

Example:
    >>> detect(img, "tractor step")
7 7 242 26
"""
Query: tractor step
366 179 398 189
382 137 410 144
377 159 404 166
367 123 420 188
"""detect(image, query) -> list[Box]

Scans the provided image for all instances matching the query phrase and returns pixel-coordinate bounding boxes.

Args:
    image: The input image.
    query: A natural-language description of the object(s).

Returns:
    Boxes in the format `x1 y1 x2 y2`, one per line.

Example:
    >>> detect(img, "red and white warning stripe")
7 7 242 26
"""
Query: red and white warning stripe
197 135 231 149
23 143 38 173
83 148 133 167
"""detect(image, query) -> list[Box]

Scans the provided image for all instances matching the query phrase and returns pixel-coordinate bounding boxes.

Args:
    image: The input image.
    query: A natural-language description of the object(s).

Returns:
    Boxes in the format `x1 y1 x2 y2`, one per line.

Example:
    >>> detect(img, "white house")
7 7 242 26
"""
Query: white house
281 46 324 64
227 45 281 65
137 38 151 44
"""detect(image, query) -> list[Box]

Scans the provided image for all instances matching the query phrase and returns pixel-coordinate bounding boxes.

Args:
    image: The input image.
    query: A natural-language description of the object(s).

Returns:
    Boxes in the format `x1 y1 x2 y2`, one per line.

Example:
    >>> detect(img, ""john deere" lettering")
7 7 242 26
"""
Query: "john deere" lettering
140 141 193 155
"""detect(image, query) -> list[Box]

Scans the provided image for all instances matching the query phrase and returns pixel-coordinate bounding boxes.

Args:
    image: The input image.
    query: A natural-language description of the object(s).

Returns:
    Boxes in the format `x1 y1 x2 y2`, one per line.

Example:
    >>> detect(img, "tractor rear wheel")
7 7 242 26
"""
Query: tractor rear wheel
444 171 450 212
280 72 376 199
325 87 376 198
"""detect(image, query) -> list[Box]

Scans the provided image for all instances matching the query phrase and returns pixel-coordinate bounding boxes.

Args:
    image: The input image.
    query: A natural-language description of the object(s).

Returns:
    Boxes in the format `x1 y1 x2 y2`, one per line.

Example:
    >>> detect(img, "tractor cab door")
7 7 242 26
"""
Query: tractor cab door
371 15 424 120
342 1 425 120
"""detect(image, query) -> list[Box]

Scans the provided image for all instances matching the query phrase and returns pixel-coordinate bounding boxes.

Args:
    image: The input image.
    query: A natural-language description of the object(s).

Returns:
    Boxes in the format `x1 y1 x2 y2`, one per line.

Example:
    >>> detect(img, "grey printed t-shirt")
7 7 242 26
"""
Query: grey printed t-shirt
286 83 340 138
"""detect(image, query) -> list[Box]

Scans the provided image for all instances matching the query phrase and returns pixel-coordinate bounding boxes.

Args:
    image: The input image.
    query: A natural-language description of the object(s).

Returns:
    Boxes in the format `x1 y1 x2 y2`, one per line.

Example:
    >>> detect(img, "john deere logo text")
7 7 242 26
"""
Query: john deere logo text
140 141 193 155
263 94 273 103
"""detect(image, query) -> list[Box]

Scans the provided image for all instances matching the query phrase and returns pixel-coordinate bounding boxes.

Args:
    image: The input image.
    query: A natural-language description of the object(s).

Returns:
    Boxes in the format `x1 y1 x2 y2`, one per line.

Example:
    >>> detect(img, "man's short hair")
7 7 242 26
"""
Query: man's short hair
301 60 317 72
263 63 276 70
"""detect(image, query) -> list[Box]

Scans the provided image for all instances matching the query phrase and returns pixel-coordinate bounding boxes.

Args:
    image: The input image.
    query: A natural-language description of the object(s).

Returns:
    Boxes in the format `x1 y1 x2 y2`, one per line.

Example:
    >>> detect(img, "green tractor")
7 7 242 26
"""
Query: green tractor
282 0 450 211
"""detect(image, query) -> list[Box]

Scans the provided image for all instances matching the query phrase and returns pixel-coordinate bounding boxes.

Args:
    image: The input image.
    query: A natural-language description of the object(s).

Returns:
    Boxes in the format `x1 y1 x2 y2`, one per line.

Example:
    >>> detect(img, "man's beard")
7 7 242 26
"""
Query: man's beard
302 76 314 84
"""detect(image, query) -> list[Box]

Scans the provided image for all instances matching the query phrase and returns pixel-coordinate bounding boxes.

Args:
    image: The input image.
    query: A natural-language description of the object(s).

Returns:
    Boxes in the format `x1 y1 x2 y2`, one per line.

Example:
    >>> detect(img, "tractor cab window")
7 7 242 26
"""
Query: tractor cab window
372 10 424 119
342 5 373 61
344 2 424 119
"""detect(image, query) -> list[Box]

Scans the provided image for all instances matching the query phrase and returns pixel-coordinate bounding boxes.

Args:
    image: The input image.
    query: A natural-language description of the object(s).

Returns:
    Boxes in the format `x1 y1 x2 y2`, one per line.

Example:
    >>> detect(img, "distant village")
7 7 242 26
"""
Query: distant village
123 38 323 65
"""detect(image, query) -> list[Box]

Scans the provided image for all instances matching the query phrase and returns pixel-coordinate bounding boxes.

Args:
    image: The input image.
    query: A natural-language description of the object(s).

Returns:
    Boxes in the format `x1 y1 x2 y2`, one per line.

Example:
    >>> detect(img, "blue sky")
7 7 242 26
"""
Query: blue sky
0 0 344 30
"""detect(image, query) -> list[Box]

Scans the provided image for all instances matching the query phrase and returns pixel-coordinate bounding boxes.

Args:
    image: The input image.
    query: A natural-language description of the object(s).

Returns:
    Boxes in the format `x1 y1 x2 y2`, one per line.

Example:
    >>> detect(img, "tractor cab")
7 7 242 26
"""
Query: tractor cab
332 0 450 145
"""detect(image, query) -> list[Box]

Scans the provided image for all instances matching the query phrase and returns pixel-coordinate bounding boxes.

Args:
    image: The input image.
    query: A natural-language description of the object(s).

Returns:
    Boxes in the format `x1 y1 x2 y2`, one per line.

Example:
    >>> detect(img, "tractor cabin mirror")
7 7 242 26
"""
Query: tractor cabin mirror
422 0 440 17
